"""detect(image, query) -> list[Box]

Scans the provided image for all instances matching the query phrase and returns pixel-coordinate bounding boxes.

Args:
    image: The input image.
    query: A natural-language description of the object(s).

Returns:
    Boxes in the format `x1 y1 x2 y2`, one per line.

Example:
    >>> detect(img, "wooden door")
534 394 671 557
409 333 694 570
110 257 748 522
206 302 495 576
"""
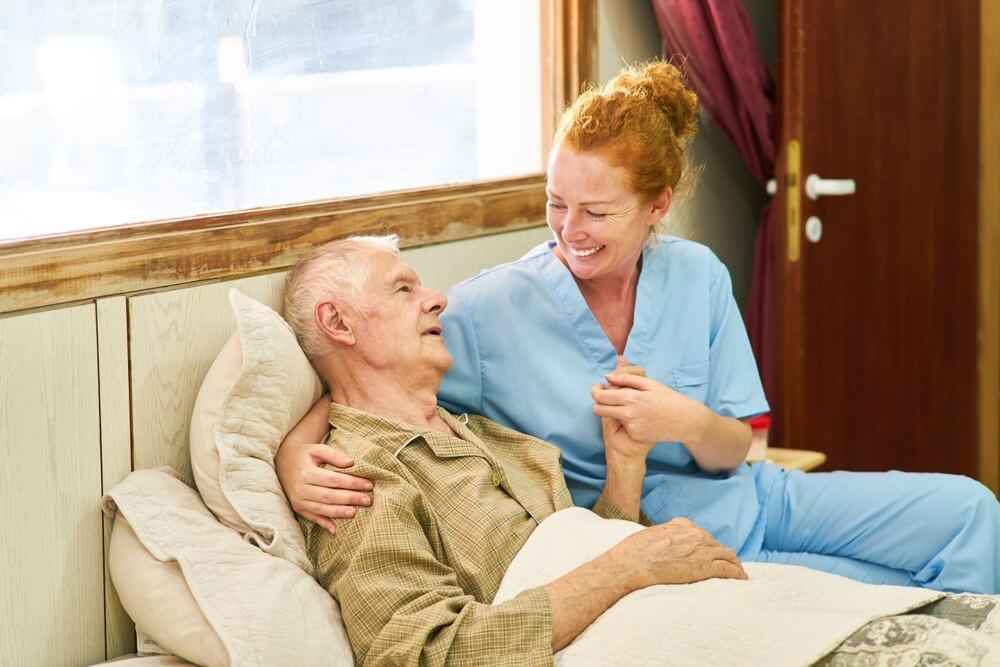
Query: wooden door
776 0 982 476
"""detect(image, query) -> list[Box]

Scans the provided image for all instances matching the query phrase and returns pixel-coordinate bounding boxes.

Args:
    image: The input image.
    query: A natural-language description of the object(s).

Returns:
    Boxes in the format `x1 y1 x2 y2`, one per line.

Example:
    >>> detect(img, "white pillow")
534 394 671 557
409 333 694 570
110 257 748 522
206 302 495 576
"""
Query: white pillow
189 288 322 573
104 467 354 667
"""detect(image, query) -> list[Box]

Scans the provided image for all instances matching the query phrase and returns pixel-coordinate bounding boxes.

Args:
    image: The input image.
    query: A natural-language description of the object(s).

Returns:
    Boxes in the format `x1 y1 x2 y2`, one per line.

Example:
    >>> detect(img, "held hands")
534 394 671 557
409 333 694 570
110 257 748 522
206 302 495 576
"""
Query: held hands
274 394 373 534
614 518 748 589
593 356 654 462
592 356 708 447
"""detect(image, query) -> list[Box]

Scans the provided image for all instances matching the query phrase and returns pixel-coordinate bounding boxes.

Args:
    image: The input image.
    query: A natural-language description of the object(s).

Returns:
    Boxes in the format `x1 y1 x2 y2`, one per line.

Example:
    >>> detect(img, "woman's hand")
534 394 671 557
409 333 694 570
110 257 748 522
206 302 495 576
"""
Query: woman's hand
592 357 751 473
591 358 708 446
597 392 655 462
275 394 373 534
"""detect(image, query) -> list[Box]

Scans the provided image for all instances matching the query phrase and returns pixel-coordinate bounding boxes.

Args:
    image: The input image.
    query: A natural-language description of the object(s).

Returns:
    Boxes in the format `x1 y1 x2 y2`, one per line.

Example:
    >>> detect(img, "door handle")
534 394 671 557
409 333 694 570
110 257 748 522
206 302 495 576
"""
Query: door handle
805 174 856 200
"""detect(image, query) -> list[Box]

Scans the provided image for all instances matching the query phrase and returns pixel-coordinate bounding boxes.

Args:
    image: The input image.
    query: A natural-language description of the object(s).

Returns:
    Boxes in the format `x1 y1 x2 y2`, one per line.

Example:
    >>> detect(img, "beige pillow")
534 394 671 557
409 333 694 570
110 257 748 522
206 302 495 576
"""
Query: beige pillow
104 468 354 667
92 656 196 666
109 514 229 667
190 288 322 573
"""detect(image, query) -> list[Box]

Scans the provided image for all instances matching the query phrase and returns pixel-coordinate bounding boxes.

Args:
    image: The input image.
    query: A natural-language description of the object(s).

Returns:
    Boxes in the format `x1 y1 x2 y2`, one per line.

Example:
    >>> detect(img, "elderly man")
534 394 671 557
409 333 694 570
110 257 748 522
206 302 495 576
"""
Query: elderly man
282 236 746 666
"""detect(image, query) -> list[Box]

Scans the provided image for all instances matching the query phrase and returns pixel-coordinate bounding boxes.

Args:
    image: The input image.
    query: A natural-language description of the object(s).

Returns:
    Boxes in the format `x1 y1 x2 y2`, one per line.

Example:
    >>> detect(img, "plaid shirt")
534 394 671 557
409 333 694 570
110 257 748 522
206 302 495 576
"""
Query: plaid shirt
302 402 633 666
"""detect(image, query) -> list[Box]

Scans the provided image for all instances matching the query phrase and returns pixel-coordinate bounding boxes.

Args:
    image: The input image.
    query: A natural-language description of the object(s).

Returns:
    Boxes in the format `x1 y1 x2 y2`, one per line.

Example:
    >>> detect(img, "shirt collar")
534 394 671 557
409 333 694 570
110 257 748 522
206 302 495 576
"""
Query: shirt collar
327 401 475 455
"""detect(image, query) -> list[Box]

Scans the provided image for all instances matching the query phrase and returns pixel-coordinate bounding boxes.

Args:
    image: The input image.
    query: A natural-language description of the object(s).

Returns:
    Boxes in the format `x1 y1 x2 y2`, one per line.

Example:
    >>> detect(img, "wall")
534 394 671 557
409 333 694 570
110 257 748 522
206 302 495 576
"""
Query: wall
596 0 776 307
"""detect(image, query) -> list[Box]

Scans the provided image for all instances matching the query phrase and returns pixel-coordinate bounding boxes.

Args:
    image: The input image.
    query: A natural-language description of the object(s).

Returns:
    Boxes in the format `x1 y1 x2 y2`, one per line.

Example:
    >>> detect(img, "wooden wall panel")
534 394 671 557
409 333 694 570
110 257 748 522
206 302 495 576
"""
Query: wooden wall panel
129 273 287 483
401 226 551 293
0 305 105 667
96 297 136 659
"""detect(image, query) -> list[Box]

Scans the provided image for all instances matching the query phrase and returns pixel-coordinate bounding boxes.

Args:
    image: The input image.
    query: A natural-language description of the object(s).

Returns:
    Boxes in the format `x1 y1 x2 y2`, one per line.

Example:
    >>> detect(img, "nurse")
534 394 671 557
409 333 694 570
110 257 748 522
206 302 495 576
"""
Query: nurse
276 61 1000 594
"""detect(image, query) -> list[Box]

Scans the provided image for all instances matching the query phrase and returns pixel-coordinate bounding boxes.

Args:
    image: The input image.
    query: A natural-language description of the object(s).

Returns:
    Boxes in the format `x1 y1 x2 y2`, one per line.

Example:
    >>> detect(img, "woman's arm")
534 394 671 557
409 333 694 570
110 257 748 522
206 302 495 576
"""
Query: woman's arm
275 394 373 533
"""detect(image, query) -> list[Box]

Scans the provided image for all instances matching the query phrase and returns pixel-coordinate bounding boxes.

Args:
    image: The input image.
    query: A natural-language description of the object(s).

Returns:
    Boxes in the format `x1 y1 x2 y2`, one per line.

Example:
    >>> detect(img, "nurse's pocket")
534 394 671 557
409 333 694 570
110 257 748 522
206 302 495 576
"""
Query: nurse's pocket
671 362 710 403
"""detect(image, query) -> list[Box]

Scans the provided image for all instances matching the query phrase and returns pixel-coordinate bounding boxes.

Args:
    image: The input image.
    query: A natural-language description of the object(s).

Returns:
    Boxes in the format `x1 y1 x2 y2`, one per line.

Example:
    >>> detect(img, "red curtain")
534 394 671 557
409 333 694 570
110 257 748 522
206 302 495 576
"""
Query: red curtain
651 0 779 439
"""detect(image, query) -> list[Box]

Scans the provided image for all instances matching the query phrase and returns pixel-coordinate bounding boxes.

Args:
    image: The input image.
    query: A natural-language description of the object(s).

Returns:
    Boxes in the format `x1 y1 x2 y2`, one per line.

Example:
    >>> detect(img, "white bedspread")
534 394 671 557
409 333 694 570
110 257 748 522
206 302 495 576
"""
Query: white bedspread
494 508 943 666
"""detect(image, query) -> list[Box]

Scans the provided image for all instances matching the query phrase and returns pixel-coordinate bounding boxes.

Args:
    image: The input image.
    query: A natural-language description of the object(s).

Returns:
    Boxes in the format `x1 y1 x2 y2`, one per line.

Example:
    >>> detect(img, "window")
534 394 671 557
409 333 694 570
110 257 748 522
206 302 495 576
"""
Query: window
0 0 595 315
0 0 545 240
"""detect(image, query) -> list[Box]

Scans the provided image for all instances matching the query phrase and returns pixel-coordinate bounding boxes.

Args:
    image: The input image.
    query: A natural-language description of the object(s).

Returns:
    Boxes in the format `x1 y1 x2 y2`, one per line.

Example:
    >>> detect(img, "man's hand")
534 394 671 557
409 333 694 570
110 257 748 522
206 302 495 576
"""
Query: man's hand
612 355 647 380
613 518 748 589
546 516 747 652
600 409 655 461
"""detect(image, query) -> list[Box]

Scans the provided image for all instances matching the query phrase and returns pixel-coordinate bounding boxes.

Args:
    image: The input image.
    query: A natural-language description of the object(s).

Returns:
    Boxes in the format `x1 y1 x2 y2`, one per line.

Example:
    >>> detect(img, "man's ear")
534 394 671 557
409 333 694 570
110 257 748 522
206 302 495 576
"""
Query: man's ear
315 299 356 347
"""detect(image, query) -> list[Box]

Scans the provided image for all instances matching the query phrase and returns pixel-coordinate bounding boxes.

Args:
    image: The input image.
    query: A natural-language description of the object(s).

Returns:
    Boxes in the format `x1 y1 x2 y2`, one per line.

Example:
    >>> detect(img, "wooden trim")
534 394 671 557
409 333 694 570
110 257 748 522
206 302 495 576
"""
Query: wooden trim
980 0 1000 493
0 176 547 314
541 0 557 159
541 0 598 159
563 0 598 101
775 0 806 447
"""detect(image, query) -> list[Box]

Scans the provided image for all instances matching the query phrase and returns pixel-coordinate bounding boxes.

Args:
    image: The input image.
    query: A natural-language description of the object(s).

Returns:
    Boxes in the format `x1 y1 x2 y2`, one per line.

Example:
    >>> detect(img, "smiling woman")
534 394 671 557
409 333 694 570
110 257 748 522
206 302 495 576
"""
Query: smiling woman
0 0 597 315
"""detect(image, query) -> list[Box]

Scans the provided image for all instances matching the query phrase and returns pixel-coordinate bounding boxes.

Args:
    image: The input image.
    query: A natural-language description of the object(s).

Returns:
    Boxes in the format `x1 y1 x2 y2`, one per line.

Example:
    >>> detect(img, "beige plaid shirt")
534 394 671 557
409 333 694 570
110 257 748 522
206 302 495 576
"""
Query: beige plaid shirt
301 402 633 666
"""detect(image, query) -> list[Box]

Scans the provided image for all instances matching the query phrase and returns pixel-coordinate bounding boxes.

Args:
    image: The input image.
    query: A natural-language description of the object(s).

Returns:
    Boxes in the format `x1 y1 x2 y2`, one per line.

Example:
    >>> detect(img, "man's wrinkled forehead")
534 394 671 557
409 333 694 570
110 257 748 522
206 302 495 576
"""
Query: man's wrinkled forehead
365 250 420 289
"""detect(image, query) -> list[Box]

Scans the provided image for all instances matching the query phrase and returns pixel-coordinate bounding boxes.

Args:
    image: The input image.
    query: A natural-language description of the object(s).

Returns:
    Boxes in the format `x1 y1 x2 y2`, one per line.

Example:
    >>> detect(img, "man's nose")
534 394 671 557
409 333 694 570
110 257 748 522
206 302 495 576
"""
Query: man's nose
424 288 447 313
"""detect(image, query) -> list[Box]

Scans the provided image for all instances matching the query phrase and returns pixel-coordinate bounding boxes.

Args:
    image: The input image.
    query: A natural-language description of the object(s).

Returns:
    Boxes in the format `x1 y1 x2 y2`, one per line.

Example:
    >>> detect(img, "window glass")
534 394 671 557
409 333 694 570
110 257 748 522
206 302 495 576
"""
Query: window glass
0 0 542 240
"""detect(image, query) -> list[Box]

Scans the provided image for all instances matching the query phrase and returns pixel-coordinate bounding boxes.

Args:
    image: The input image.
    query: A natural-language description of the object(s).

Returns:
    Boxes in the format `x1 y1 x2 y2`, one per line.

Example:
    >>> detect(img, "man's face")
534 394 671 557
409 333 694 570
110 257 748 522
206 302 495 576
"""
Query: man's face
350 251 452 377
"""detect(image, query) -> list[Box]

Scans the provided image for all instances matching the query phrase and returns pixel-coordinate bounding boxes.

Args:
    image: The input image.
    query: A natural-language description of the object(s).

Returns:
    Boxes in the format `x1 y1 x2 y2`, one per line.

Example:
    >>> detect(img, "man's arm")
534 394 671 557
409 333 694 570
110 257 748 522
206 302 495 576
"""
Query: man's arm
314 473 746 664
543 516 745 651
587 401 654 523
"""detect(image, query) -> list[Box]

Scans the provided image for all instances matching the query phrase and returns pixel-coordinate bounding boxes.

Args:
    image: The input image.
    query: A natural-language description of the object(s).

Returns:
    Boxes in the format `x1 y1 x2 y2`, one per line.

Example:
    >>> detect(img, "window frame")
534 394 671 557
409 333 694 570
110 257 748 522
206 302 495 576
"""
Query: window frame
0 0 596 315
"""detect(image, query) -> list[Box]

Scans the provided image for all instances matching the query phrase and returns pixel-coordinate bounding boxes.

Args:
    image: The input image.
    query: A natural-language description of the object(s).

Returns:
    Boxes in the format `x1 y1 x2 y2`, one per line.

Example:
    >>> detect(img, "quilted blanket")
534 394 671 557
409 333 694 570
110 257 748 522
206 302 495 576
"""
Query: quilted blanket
494 508 944 666
819 593 1000 665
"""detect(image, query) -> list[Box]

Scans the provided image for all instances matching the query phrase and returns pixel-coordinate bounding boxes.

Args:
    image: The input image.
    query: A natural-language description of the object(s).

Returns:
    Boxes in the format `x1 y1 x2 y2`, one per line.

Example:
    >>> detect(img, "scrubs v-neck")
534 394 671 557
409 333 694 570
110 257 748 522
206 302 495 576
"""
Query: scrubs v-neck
438 237 777 556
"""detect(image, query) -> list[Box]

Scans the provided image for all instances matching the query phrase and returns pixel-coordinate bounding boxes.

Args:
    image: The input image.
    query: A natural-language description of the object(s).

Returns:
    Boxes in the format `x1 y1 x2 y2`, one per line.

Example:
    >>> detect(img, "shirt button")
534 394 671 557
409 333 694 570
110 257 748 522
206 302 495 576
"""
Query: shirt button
491 471 501 487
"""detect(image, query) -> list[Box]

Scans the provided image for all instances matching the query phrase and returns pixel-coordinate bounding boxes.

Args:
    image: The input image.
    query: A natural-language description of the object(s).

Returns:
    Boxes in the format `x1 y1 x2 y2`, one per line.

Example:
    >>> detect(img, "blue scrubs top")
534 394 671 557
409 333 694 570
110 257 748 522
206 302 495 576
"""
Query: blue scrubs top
438 237 777 555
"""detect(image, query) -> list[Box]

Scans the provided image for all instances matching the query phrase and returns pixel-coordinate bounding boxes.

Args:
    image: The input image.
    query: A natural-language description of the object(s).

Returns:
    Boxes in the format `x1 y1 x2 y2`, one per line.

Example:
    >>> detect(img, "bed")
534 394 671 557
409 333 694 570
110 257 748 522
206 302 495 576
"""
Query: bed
90 287 1000 667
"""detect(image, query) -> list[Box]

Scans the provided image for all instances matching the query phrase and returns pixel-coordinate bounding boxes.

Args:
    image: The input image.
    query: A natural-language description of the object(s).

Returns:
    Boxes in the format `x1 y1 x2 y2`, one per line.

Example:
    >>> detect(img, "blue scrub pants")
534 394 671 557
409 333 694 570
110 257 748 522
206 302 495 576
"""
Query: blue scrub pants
751 470 1000 594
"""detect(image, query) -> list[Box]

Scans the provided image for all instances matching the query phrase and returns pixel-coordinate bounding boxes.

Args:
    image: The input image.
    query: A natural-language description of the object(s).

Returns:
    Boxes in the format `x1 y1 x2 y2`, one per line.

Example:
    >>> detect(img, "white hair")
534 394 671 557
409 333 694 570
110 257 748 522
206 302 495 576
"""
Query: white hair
283 234 400 360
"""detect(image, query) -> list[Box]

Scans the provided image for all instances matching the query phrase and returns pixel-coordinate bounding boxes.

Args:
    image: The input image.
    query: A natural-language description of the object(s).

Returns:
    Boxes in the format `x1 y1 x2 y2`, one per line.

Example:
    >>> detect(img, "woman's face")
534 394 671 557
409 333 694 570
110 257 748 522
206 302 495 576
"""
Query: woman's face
546 144 670 283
